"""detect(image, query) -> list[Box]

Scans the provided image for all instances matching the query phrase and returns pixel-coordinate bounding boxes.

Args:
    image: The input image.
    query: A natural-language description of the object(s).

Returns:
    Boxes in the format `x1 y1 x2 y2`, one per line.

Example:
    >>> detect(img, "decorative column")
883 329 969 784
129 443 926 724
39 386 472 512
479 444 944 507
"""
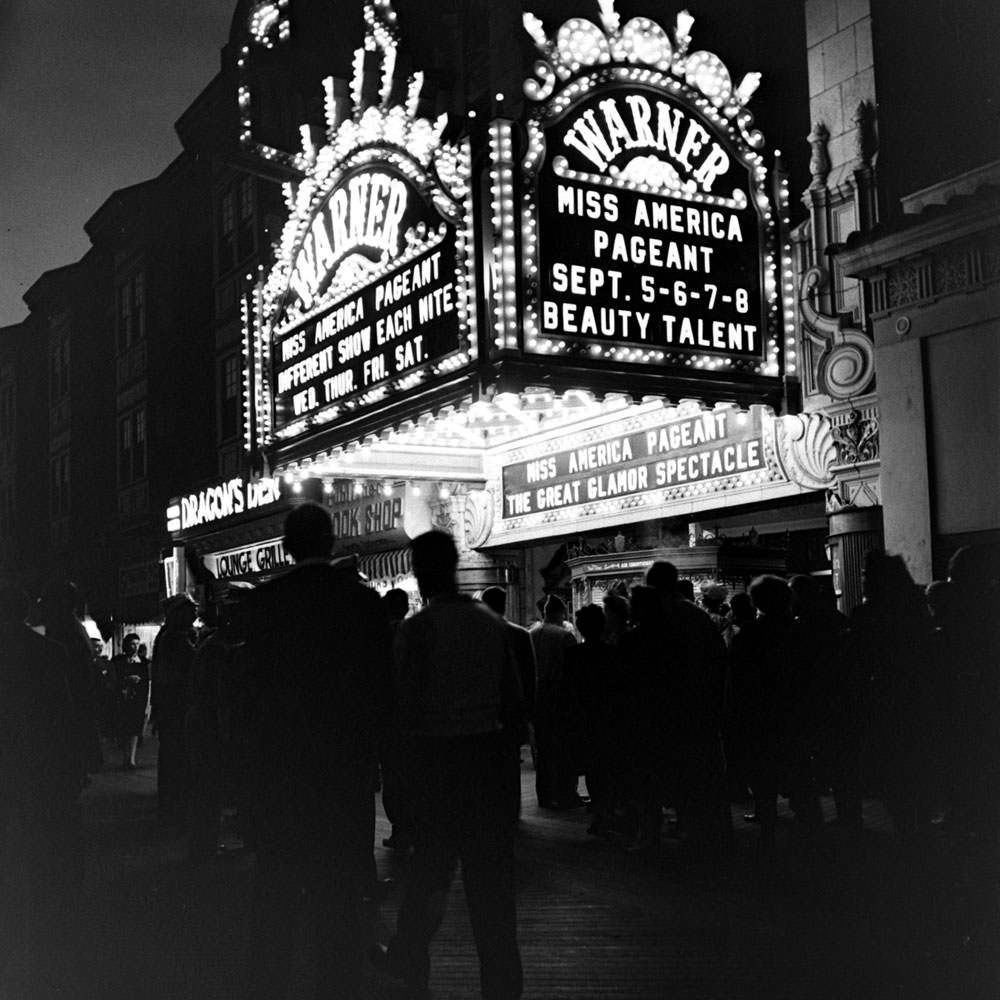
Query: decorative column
827 506 883 613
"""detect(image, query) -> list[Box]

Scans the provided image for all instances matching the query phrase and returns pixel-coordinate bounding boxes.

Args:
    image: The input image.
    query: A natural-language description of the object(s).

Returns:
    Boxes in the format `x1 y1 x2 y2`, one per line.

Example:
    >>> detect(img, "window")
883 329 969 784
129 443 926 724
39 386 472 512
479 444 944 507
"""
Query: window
117 273 145 352
238 176 255 259
218 191 236 273
49 337 70 404
219 353 242 442
50 451 70 516
118 406 147 486
239 175 254 222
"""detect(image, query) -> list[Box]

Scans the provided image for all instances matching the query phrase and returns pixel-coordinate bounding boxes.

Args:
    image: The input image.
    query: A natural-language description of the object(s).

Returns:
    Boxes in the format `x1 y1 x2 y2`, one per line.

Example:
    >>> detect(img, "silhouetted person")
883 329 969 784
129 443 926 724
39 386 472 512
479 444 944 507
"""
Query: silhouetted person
529 595 579 808
112 632 149 770
562 605 619 825
372 530 525 1000
646 561 731 852
185 586 253 864
729 575 820 853
790 575 859 827
618 585 671 850
0 585 81 995
481 586 537 750
38 578 101 781
722 591 756 648
151 593 198 827
380 586 416 852
601 591 629 646
242 501 392 1000
849 551 933 837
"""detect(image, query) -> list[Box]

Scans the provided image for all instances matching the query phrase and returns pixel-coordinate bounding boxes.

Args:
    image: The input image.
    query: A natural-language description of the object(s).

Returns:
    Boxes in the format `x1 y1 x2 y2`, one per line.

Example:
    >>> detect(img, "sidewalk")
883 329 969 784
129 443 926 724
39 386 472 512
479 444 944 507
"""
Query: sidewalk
2 738 996 999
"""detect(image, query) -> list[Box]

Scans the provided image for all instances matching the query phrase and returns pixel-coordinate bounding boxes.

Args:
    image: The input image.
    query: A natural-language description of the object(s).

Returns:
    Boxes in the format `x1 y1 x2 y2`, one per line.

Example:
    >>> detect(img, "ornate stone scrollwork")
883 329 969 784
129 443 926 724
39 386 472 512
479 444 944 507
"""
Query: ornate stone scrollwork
773 412 837 491
831 408 879 465
463 489 495 549
800 267 875 400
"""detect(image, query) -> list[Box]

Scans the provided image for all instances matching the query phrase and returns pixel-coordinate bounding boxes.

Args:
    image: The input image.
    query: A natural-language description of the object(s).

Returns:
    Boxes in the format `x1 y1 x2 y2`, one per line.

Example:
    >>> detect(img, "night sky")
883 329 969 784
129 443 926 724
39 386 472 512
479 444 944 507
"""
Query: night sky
0 1 234 328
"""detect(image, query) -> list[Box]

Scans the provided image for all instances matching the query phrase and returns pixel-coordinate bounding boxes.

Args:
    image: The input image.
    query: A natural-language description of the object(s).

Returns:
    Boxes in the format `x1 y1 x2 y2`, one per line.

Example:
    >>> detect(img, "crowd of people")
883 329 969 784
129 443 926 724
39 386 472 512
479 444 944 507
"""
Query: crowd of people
513 548 1000 860
1 509 997 999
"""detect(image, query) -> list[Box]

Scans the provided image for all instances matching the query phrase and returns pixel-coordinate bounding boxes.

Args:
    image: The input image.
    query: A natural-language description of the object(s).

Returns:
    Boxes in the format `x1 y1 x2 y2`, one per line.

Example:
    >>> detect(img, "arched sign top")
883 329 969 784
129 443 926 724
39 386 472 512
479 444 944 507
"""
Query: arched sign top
246 0 478 448
511 3 788 383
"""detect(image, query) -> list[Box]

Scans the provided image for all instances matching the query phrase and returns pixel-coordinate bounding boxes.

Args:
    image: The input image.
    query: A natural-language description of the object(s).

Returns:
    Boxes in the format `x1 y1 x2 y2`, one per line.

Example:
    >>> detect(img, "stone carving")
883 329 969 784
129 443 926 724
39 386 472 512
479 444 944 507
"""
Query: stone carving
773 413 837 491
463 489 495 549
799 267 875 399
808 122 831 189
853 101 878 170
831 408 879 466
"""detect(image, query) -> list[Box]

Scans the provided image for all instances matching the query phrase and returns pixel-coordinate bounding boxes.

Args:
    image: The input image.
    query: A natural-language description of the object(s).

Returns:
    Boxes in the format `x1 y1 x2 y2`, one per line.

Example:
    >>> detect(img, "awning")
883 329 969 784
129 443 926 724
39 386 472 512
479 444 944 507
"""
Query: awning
358 547 412 586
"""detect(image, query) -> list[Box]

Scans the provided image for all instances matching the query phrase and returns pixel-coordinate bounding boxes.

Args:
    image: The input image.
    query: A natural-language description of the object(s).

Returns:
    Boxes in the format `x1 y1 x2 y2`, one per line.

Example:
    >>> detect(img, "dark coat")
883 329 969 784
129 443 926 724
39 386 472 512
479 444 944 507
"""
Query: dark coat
0 622 78 818
242 561 393 853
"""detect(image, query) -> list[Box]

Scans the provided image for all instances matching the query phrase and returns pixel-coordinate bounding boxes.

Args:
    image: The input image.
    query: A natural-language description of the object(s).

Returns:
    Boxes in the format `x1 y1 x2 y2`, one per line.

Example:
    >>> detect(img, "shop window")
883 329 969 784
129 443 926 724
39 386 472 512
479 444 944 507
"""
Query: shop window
117 272 145 352
219 352 242 442
50 450 70 517
49 336 70 404
118 406 147 486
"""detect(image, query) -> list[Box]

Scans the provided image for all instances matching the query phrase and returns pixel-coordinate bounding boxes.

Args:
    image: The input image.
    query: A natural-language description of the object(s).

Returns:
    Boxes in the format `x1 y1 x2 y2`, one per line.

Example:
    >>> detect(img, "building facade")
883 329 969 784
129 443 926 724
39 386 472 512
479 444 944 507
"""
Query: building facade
3 0 997 629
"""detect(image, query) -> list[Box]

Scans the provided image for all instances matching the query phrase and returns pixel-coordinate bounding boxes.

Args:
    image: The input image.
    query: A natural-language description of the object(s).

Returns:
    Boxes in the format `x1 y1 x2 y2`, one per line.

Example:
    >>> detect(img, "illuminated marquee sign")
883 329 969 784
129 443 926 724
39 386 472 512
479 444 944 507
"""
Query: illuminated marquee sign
166 476 283 533
501 405 768 519
514 4 788 379
247 0 477 448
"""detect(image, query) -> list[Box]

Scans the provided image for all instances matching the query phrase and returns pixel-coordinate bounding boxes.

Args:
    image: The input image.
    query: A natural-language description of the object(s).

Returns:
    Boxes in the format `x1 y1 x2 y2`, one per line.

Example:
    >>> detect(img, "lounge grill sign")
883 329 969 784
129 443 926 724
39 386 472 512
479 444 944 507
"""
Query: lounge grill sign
501 405 767 518
516 4 784 379
538 89 763 359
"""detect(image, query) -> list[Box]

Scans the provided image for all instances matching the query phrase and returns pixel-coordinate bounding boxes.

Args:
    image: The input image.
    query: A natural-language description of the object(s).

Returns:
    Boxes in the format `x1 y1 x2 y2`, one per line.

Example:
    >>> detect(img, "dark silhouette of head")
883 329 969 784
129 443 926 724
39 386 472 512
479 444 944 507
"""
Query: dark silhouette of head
382 587 410 623
629 584 661 626
575 603 605 642
39 578 80 619
729 591 756 625
543 594 567 623
789 574 822 617
0 585 30 624
862 550 917 610
602 591 629 634
480 586 507 617
678 579 695 602
645 560 678 596
748 575 792 617
948 544 998 599
283 501 335 562
162 593 198 629
411 530 459 599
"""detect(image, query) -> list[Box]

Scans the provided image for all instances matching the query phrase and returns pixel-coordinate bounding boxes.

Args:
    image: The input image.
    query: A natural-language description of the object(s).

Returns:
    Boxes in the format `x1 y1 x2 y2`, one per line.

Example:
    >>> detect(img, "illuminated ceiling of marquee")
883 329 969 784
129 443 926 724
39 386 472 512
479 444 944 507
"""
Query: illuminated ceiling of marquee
274 387 745 483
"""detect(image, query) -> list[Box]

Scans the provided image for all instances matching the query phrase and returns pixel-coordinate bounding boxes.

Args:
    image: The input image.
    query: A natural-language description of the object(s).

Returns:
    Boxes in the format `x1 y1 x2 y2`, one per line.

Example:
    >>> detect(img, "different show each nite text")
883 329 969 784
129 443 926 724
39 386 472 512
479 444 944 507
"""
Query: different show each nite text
502 410 763 518
276 248 455 418
541 182 758 354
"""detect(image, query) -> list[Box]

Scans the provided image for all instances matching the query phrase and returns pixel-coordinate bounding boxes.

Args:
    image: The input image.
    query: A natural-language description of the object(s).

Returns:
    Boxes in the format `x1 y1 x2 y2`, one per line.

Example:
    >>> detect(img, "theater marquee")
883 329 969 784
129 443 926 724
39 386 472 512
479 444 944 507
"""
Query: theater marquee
244 0 477 450
510 3 795 386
